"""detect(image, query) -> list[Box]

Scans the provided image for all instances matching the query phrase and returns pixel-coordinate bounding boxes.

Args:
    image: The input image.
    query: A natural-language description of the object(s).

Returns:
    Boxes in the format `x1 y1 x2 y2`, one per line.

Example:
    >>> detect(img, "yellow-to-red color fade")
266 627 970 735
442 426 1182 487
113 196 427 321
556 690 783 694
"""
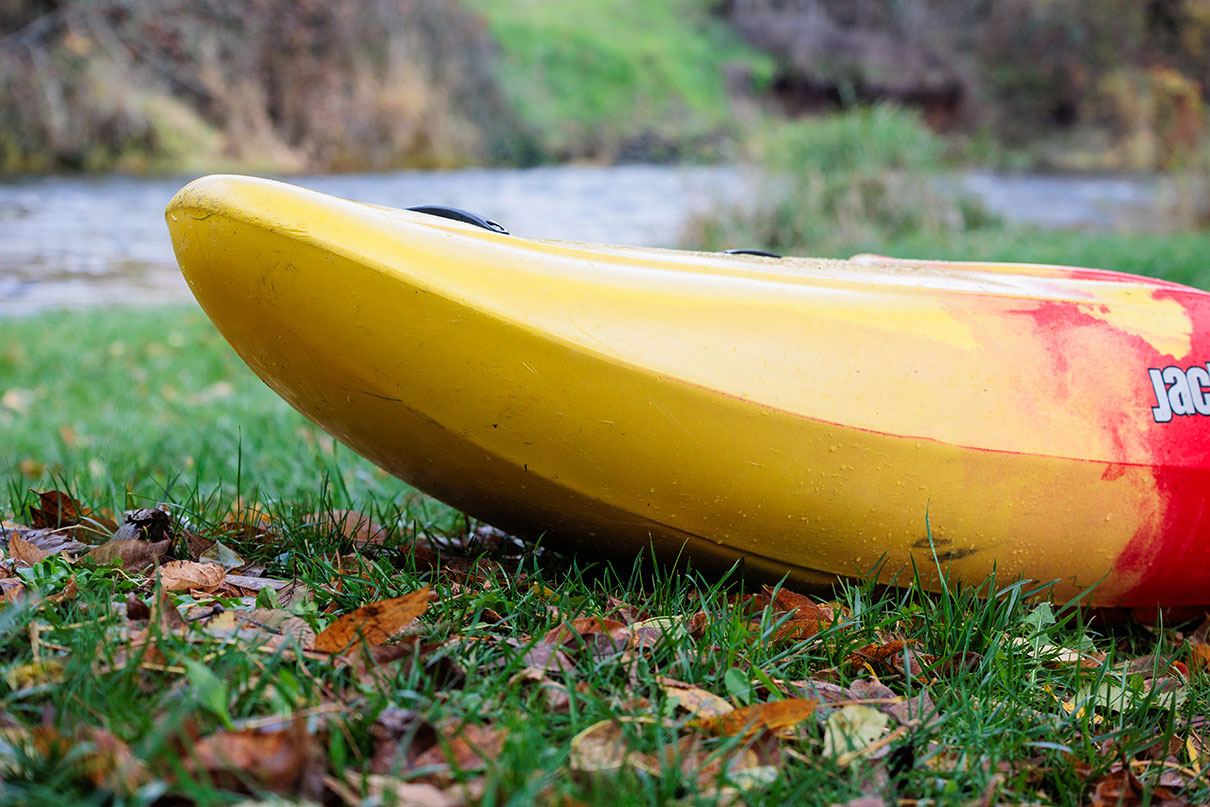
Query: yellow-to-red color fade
166 175 1210 607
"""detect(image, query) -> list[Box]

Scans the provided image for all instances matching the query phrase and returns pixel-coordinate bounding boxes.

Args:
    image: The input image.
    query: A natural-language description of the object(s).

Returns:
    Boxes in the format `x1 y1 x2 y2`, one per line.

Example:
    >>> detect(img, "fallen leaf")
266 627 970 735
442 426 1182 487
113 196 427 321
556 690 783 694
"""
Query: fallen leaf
762 585 836 640
1188 728 1207 769
848 640 934 678
664 684 734 719
0 578 25 602
823 705 890 759
605 595 649 624
313 586 430 654
9 533 51 566
630 616 685 649
368 706 439 774
3 526 89 558
692 698 818 739
150 587 187 633
84 539 170 571
27 490 84 530
184 718 322 797
544 617 631 658
5 659 65 690
1 388 33 413
111 508 172 543
1076 676 1188 714
305 509 389 545
1089 765 1190 807
510 667 573 712
514 641 573 675
46 576 79 604
545 616 631 646
159 561 225 592
412 723 507 774
358 775 483 807
568 719 635 773
1188 639 1210 674
17 458 43 477
199 538 246 570
125 592 151 621
78 726 147 793
644 733 766 787
224 575 292 594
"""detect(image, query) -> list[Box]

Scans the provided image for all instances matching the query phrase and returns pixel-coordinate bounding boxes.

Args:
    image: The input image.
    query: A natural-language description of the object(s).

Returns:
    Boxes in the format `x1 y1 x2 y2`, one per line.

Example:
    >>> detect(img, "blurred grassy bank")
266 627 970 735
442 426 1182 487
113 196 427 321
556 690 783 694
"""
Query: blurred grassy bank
11 0 1210 175
686 105 1210 290
465 0 772 163
0 0 770 174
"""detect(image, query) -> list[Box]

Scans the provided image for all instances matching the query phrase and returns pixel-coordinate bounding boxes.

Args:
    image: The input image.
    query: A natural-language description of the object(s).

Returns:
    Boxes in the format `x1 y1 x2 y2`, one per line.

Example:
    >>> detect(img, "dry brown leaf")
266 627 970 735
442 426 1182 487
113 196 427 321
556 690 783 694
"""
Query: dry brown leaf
27 489 84 529
510 667 574 712
306 509 389 545
663 685 734 719
46 576 79 604
313 586 430 654
1090 766 1191 807
9 533 51 566
358 775 483 807
159 561 226 593
762 585 837 641
184 718 322 797
692 698 818 739
1188 639 1210 674
78 727 147 793
568 719 635 773
150 587 187 633
412 723 507 774
0 578 25 603
848 639 934 678
85 538 170 571
3 526 89 558
654 735 768 791
111 507 173 543
224 575 292 593
368 706 439 774
687 611 710 639
605 595 648 624
544 617 631 658
515 641 573 675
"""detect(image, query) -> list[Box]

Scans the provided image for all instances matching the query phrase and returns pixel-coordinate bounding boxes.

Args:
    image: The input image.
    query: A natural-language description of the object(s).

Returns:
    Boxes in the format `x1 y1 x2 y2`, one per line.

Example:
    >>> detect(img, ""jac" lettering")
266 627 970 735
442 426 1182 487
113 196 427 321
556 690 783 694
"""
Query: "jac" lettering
1150 363 1210 422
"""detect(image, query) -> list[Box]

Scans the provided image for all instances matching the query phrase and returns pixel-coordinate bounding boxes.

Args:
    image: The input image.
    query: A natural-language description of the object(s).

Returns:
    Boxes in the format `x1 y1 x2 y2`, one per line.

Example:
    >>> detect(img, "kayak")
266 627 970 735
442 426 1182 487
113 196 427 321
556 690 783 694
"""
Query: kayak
166 175 1210 607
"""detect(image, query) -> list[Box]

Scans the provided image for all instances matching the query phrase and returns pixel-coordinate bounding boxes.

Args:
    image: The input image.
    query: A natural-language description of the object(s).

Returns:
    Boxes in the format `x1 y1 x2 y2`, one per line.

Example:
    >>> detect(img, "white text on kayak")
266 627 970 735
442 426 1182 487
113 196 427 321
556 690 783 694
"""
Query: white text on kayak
1150 364 1210 423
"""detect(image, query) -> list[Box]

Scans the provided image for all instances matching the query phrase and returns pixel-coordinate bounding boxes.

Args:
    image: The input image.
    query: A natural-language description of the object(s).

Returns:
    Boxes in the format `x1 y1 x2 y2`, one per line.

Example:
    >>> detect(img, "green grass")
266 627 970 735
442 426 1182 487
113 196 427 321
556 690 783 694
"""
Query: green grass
466 0 774 161
0 307 418 517
1 293 1208 804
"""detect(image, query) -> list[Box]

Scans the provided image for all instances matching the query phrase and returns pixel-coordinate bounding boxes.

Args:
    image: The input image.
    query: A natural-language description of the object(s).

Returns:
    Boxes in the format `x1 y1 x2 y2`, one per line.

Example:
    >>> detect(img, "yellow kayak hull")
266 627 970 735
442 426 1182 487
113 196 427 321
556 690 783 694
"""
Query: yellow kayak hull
166 175 1210 606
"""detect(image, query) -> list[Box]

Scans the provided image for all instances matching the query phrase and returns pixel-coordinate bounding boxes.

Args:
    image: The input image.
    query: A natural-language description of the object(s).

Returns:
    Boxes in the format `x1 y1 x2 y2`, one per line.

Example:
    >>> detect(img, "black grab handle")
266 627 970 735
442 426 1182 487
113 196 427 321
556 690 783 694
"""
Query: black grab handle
724 248 782 258
406 205 508 235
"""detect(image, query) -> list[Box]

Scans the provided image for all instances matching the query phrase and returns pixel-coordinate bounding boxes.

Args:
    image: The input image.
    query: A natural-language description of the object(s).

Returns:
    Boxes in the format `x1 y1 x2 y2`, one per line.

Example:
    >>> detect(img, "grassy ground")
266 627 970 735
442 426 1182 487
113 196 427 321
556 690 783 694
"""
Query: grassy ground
466 0 773 162
2 240 1210 803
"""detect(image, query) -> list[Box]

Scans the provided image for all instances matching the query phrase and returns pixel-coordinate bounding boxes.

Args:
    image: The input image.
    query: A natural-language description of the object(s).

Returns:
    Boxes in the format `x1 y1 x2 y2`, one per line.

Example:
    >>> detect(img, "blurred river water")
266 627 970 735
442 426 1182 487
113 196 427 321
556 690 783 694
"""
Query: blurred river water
0 164 1186 316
